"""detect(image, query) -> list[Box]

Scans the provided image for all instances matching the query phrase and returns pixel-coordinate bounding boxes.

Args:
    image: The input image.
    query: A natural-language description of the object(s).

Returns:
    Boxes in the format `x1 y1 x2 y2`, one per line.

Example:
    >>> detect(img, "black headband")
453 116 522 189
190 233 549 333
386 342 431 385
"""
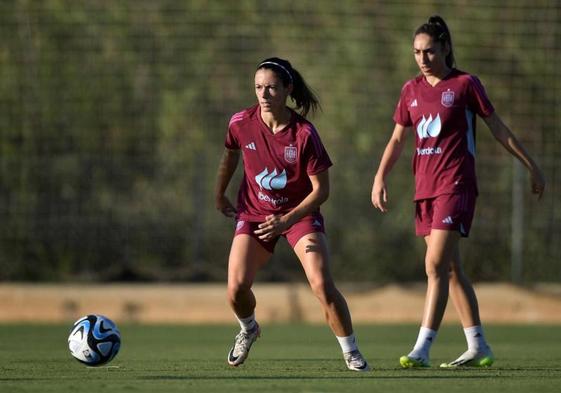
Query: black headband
257 61 293 83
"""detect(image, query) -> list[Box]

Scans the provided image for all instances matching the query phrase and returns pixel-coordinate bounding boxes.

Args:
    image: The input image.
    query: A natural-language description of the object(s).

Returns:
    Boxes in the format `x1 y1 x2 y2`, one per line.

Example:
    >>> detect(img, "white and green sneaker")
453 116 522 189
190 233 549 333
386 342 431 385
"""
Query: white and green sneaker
227 324 261 366
399 355 430 368
440 348 494 368
344 350 371 372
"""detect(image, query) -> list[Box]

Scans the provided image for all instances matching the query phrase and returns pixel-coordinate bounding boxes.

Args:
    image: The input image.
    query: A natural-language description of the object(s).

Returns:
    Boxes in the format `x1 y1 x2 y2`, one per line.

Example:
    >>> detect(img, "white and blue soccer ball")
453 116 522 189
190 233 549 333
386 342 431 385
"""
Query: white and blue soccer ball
68 314 121 366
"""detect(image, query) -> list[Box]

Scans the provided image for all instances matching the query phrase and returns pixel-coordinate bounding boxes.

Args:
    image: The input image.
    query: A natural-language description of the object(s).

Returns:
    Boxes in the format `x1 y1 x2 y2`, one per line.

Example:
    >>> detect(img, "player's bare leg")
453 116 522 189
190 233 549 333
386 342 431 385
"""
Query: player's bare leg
449 247 480 327
442 248 494 368
294 232 370 371
226 234 270 366
294 233 351 336
422 229 461 329
401 229 459 368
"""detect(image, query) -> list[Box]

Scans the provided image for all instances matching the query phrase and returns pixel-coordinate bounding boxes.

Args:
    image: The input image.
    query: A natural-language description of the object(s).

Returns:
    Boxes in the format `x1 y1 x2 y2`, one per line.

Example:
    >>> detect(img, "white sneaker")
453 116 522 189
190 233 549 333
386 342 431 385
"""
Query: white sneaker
227 324 261 366
440 347 494 368
344 350 371 372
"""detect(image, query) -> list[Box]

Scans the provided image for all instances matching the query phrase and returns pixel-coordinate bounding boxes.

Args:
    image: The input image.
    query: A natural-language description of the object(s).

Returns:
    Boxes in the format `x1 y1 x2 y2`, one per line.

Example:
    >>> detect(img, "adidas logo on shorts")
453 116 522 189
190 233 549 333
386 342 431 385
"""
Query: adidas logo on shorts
442 216 454 224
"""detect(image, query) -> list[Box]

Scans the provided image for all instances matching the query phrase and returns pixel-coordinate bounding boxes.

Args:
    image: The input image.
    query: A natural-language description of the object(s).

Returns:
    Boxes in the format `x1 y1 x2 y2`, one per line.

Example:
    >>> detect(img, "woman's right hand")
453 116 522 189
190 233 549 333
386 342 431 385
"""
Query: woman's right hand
216 195 237 218
371 175 388 212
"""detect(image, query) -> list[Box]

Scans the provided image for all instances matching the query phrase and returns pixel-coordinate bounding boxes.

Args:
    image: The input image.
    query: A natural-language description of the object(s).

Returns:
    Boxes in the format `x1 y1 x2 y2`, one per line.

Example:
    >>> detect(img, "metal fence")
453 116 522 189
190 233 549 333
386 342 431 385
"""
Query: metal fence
0 0 559 282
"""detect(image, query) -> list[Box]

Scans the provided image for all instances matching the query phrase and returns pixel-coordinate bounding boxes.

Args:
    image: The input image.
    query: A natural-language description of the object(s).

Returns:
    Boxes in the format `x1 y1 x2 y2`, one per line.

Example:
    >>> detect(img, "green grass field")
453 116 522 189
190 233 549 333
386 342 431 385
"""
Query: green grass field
1 324 560 392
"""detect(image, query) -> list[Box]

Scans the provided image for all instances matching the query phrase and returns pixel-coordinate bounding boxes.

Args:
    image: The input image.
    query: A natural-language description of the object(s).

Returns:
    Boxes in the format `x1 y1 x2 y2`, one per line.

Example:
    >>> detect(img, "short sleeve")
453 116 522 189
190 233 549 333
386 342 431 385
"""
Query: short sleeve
302 125 333 175
224 114 242 150
393 81 413 126
467 75 494 118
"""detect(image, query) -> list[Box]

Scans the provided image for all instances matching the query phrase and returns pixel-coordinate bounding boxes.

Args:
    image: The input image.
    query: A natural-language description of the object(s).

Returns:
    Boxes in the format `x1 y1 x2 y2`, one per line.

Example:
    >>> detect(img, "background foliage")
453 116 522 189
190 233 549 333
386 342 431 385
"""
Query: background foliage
0 0 559 282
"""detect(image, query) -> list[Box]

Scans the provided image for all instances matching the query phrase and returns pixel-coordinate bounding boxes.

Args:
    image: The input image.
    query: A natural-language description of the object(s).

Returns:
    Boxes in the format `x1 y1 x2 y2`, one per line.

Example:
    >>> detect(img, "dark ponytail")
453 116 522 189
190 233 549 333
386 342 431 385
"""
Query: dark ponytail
256 57 320 117
414 15 455 68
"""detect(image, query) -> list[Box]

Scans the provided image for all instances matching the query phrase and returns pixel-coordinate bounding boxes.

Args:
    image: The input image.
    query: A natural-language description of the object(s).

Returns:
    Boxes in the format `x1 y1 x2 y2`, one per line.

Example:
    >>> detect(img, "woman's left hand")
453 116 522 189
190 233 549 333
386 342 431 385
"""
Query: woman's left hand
254 214 290 241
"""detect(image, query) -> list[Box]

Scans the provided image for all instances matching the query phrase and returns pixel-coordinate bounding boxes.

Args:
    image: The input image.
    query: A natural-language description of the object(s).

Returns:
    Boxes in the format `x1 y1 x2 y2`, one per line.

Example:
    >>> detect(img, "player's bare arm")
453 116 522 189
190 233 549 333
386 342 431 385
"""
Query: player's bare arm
215 148 240 217
372 123 408 212
483 113 545 198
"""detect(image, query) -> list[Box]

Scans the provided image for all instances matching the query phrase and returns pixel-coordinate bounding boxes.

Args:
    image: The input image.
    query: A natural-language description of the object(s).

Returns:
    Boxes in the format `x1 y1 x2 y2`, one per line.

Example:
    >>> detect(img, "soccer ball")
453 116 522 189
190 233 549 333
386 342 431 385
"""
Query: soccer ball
68 314 121 366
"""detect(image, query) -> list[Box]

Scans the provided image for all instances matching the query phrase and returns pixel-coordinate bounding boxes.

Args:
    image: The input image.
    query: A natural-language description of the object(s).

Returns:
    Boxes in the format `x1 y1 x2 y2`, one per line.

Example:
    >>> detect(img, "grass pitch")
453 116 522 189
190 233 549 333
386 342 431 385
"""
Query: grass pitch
1 324 560 392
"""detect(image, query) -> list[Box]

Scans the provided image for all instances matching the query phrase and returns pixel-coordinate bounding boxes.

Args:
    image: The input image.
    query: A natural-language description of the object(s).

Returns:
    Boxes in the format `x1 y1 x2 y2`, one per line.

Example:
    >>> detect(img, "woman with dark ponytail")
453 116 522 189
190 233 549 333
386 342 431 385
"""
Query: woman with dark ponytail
215 57 370 371
416 15 456 69
371 16 545 368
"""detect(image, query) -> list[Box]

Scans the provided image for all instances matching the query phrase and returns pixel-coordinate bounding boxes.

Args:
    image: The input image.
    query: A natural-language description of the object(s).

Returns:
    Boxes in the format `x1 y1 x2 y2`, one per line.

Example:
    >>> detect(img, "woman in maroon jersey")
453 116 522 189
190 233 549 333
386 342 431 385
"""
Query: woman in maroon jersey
371 16 545 368
215 57 369 371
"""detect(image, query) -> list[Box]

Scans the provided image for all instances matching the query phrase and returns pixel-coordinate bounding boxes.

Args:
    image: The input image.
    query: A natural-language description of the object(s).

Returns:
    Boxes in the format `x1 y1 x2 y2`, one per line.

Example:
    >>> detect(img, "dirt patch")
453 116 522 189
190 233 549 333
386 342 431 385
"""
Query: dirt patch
1 282 561 324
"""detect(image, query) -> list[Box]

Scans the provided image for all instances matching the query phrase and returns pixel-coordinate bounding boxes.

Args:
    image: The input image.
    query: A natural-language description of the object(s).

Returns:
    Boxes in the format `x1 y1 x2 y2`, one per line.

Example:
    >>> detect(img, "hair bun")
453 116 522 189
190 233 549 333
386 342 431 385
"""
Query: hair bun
428 15 443 26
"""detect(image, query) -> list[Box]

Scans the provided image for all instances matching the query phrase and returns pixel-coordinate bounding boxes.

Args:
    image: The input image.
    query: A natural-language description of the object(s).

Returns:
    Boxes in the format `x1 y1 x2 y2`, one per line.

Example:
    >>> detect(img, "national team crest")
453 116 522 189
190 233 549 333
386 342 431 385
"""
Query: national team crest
441 90 455 108
284 146 297 163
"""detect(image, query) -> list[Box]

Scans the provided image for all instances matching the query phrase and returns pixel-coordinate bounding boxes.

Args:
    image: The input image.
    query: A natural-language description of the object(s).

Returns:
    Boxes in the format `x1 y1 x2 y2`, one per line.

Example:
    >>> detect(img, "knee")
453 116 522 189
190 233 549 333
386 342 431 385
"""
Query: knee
309 278 337 305
448 261 459 277
448 262 466 283
425 257 449 280
227 280 252 304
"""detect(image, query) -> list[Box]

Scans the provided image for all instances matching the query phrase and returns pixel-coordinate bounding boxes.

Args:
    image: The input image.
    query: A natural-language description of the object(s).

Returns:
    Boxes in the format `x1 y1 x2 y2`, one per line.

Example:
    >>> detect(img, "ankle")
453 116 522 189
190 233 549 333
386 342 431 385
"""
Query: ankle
336 333 358 353
236 313 257 332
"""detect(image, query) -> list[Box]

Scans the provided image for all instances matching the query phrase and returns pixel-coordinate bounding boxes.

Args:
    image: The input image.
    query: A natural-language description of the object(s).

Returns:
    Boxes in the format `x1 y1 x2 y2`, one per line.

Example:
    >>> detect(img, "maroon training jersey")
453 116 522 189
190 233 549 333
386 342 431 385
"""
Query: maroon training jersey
225 104 332 221
393 69 495 200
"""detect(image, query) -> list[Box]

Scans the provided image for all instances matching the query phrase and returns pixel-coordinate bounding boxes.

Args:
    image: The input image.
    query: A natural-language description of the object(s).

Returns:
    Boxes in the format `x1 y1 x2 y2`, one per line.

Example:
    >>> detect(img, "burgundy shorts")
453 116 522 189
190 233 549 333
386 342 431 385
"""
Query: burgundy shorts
234 214 325 253
415 191 477 238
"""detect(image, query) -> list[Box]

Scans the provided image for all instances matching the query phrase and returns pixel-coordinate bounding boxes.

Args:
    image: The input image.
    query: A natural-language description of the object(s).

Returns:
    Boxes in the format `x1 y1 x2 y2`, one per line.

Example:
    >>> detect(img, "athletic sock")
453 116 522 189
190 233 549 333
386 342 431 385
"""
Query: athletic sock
409 326 437 360
464 325 488 352
236 313 257 333
336 333 358 353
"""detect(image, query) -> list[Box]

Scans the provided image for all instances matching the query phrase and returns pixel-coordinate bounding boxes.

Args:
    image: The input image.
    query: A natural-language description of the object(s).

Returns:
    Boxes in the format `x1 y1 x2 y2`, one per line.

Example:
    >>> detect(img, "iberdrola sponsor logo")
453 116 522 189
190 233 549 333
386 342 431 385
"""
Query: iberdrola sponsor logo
255 167 289 207
417 146 442 156
258 191 289 207
416 113 443 156
255 168 287 190
417 113 442 139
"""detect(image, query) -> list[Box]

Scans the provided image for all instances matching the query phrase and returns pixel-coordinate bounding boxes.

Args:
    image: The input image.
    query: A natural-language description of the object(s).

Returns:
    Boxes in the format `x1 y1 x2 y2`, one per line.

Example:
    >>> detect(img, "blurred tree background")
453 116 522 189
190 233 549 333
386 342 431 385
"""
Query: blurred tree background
0 0 559 283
